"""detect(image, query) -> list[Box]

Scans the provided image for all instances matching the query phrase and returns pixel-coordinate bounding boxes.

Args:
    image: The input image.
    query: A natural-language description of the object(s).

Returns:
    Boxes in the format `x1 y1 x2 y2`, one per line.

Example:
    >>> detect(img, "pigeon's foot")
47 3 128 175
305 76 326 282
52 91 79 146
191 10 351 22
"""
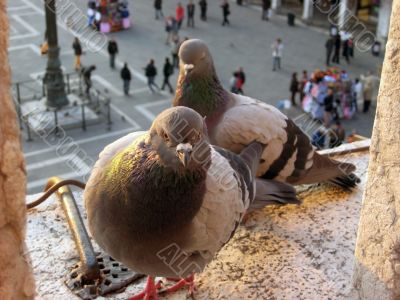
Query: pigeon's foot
162 274 196 296
128 276 161 300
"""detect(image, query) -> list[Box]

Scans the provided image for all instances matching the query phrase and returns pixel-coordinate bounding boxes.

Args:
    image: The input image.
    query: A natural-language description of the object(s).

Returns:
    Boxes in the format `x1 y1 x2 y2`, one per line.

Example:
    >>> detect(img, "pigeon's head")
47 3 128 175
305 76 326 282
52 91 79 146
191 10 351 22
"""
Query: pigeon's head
149 107 211 171
179 39 214 79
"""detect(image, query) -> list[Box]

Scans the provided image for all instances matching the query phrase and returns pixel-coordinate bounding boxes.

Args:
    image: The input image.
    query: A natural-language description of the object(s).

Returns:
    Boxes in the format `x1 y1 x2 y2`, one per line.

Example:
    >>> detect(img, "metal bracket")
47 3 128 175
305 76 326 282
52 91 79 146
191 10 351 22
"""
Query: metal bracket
44 177 144 299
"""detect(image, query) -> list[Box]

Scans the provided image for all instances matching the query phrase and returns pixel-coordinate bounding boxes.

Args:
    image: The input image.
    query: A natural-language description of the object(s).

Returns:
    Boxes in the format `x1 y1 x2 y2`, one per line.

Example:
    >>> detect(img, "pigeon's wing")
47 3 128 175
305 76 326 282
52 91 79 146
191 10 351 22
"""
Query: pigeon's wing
213 94 315 183
180 148 249 264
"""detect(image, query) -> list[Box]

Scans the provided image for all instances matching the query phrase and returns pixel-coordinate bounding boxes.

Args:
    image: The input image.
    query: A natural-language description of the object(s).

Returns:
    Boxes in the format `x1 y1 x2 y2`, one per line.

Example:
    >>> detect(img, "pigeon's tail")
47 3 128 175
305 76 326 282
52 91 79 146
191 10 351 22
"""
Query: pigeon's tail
239 141 265 177
288 152 360 190
248 179 301 212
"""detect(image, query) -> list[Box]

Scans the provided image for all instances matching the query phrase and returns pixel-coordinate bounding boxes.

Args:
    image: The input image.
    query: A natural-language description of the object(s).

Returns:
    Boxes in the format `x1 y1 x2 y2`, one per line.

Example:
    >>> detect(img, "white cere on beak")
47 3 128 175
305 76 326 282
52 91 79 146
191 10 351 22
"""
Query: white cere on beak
184 64 194 75
176 143 193 153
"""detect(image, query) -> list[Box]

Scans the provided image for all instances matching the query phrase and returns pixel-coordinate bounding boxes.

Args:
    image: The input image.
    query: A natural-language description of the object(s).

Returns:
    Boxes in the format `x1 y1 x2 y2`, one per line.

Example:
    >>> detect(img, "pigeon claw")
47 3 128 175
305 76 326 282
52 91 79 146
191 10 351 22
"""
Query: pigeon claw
128 276 162 300
161 274 196 297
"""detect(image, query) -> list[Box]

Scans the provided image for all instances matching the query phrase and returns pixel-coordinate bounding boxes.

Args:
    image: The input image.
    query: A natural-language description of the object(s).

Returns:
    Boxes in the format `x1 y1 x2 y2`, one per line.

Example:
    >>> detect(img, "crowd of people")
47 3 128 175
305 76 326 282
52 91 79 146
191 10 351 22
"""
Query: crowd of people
87 0 130 32
287 67 379 149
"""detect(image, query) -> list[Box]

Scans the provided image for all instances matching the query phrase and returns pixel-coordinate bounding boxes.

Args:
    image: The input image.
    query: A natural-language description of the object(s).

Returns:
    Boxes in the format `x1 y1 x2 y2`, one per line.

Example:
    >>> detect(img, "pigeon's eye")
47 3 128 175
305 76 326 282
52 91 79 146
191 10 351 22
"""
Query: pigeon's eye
162 132 170 142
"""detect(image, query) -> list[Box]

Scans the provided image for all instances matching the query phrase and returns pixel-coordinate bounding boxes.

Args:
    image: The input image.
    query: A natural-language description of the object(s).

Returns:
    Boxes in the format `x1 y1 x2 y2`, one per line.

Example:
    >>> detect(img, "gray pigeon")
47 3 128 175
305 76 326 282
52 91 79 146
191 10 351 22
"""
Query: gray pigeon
84 106 298 298
173 39 359 189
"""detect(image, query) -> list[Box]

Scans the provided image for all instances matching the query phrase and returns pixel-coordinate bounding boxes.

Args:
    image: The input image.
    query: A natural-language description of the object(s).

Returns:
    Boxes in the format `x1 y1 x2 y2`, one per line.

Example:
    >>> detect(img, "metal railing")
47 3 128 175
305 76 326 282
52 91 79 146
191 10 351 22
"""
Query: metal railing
12 72 113 142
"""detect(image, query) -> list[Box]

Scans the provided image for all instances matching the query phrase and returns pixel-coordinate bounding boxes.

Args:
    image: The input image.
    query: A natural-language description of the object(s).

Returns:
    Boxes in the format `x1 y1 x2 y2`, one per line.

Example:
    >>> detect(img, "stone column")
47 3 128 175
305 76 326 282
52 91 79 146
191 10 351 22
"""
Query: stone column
350 0 400 299
0 1 35 299
338 0 349 29
302 0 314 21
377 0 393 42
271 0 281 12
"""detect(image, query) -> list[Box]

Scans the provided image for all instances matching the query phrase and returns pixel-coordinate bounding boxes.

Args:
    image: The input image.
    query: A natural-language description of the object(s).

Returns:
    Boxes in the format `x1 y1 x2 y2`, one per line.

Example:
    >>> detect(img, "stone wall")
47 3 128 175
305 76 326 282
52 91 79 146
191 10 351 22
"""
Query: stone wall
350 0 400 299
0 1 35 299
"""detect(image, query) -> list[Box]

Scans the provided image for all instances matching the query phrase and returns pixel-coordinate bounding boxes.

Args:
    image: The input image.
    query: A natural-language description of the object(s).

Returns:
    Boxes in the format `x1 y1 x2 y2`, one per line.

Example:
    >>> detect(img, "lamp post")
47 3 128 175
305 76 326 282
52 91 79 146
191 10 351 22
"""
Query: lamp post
43 0 69 108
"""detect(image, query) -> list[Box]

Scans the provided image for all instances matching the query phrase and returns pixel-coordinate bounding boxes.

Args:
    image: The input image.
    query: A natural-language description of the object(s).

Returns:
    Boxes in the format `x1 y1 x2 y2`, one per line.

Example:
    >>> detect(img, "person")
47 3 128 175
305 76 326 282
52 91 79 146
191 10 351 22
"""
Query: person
161 57 174 94
329 121 345 148
230 73 238 93
176 2 185 29
299 70 308 101
120 63 132 95
289 72 299 106
107 38 118 69
165 16 178 45
325 37 334 66
342 39 350 64
187 0 195 28
171 37 181 69
262 0 271 20
332 34 341 64
82 65 96 94
221 0 230 26
311 127 326 149
72 37 82 70
154 0 163 20
361 71 378 113
233 67 246 95
144 59 160 93
353 78 363 112
199 0 207 21
271 38 283 71
323 88 334 127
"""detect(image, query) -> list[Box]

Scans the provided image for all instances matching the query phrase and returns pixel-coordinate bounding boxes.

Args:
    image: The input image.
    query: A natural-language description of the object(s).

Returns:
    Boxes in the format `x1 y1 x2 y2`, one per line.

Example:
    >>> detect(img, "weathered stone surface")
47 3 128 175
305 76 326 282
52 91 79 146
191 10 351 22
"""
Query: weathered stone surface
350 1 400 299
0 1 35 299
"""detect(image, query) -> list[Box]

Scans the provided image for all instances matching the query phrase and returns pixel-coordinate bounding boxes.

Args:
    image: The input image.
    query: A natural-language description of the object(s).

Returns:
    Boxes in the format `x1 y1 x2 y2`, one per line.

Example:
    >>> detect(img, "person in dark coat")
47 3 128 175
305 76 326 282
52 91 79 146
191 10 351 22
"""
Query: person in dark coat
72 37 82 70
161 57 174 94
82 65 96 94
325 37 334 66
187 0 195 27
154 0 163 19
120 63 132 95
332 34 341 64
233 67 246 95
342 39 350 64
262 0 271 20
144 59 160 93
107 38 119 69
199 0 207 21
221 0 230 26
289 72 299 106
323 88 335 127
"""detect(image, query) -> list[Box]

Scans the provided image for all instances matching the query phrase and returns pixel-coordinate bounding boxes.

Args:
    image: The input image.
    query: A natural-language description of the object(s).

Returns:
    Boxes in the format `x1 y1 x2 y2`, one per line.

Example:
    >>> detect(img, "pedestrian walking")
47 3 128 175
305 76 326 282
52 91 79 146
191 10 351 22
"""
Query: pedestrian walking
161 57 174 94
165 16 178 45
332 34 341 64
289 72 299 106
107 38 119 69
154 0 163 20
323 88 334 127
233 67 246 95
262 0 271 20
176 2 185 30
221 0 230 26
120 63 132 95
144 59 160 93
199 0 207 21
82 65 96 95
271 38 283 71
187 0 195 28
72 37 82 70
325 37 334 66
171 37 181 69
342 39 350 64
361 71 378 113
299 70 308 101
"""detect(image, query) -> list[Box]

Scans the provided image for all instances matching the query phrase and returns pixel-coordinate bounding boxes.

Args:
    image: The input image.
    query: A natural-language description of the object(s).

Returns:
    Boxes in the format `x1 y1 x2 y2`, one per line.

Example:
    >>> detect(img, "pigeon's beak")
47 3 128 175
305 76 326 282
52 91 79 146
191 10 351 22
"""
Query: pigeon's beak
176 143 193 167
184 64 194 76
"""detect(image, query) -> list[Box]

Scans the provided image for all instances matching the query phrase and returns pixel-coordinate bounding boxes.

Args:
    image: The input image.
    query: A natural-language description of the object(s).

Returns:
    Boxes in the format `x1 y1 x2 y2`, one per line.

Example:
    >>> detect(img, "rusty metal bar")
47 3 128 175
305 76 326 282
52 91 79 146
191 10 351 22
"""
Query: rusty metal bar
45 177 100 282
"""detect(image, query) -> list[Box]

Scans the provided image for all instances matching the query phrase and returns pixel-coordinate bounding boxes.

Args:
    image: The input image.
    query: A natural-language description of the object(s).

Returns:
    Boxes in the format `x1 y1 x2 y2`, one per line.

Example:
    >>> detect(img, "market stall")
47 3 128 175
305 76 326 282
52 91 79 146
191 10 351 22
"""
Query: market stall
87 0 131 33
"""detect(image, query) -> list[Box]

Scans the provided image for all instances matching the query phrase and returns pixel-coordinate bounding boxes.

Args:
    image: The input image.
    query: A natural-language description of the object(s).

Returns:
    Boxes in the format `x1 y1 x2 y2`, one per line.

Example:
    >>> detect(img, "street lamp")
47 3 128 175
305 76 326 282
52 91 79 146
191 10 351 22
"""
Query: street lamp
43 0 69 108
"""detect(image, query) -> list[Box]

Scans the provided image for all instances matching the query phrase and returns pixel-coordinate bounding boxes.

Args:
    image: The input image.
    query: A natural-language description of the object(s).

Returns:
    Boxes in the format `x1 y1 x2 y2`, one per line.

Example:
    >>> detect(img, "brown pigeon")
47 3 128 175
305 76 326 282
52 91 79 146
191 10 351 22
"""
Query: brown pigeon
84 107 299 299
173 39 359 189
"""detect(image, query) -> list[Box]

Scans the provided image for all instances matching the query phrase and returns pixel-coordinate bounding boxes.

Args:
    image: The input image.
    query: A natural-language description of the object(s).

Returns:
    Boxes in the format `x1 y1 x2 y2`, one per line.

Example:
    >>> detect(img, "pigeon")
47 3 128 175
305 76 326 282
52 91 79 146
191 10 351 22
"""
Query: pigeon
84 106 299 299
173 39 359 189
